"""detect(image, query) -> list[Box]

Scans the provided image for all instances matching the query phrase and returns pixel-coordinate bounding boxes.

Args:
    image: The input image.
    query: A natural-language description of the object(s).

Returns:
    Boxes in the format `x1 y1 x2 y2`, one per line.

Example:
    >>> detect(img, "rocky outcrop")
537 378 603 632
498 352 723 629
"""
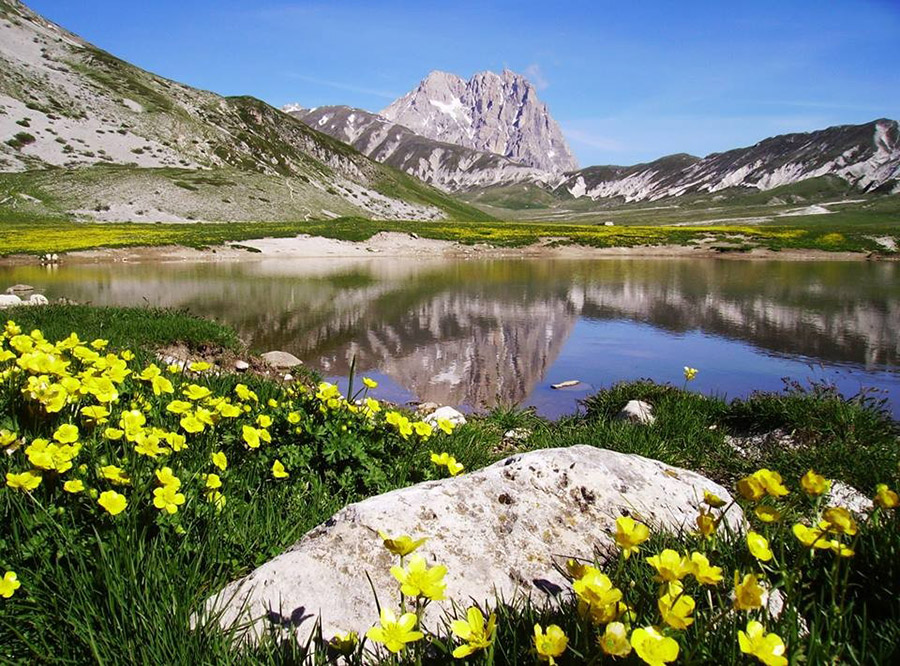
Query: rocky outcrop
203 446 741 646
558 119 900 203
287 105 547 191
380 70 578 174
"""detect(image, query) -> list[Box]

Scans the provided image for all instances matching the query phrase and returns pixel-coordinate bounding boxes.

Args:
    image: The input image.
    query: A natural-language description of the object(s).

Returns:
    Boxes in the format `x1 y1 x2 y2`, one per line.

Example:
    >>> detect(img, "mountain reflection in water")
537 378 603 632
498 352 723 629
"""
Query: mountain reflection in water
3 257 898 415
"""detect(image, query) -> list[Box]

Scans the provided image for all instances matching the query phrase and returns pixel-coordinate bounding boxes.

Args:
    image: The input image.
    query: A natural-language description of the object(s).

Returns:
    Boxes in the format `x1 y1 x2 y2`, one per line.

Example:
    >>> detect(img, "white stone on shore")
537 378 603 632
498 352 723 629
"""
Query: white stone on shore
423 405 466 428
261 351 303 369
202 446 742 647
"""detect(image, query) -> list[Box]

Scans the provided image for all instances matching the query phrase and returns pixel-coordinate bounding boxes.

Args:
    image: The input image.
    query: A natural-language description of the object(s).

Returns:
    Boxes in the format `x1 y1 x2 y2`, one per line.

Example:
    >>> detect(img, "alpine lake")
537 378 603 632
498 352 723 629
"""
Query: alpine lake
3 256 898 418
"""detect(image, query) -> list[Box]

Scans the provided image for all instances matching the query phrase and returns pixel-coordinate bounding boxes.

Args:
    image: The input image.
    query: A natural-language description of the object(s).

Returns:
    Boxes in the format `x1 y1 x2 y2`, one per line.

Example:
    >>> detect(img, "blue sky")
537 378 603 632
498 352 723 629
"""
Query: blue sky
28 0 900 166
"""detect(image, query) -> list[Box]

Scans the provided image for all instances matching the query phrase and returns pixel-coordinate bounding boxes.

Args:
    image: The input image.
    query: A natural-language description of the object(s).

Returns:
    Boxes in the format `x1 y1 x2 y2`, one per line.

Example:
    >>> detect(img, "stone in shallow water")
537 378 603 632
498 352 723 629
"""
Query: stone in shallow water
202 446 741 647
261 351 303 369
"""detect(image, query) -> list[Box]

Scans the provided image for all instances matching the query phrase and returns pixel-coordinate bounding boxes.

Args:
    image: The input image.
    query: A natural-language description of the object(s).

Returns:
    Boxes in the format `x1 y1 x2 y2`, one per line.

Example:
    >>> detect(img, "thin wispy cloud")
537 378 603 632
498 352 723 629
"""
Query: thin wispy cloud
524 64 549 90
284 73 398 100
561 127 626 152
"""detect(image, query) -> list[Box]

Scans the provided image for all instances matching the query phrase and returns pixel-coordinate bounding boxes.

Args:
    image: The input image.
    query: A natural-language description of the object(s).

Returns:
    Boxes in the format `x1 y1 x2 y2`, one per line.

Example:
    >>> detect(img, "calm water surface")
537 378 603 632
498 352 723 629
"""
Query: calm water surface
3 257 898 417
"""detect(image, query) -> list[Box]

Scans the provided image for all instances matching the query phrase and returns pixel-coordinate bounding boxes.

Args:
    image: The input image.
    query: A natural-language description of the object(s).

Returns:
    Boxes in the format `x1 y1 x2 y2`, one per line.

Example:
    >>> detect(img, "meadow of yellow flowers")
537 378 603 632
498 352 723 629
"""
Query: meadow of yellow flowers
1 316 899 664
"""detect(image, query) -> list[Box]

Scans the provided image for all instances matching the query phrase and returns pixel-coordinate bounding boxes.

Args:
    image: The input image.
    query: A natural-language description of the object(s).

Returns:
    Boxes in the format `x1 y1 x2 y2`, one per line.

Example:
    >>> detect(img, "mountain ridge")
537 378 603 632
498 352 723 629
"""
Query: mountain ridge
0 0 489 222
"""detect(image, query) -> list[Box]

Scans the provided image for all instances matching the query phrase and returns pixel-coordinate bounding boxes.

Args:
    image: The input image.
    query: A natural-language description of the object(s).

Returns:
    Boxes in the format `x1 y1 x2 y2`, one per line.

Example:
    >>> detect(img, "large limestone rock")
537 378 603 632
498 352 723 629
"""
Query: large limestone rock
203 446 741 646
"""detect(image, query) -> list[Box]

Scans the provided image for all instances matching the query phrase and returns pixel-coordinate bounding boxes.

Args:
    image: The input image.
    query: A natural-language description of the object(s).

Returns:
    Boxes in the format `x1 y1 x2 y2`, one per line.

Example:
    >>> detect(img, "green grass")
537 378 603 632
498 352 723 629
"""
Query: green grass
0 308 898 664
3 305 240 351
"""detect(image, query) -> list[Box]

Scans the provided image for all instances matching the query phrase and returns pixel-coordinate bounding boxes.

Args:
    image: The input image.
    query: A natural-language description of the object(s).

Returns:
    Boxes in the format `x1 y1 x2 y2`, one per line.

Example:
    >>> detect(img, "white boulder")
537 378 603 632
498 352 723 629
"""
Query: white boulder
202 446 741 646
423 405 467 428
261 351 303 369
0 294 23 308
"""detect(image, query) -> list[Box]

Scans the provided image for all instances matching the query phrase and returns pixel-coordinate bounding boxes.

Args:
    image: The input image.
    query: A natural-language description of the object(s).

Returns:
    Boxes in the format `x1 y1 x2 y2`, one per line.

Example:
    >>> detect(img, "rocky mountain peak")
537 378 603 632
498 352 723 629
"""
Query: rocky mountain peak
380 69 578 174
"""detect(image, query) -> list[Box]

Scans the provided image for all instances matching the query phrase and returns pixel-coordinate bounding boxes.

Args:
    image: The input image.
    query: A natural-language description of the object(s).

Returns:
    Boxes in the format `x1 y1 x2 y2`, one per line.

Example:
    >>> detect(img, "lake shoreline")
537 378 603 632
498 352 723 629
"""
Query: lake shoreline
0 231 891 265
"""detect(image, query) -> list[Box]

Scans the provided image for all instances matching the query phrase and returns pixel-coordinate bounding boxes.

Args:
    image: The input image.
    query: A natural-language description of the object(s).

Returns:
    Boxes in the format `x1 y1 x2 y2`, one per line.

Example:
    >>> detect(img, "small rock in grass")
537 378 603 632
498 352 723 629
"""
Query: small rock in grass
503 427 531 442
234 360 250 373
0 294 23 308
423 405 466 428
616 400 655 425
414 401 439 415
283 374 293 382
827 480 873 517
27 294 48 306
261 351 303 369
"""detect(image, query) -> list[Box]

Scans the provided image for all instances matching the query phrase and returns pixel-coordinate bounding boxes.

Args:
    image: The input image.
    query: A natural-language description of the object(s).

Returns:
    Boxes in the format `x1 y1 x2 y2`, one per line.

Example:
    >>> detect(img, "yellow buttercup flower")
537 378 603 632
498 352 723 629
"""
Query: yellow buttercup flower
747 532 774 562
378 531 427 557
6 470 42 491
1 571 21 598
599 621 632 657
242 425 261 449
203 473 222 489
183 384 212 401
696 510 717 539
365 608 423 653
99 464 131 486
211 451 228 471
180 414 205 434
703 489 727 508
235 383 258 402
327 631 358 656
630 626 679 666
153 484 186 514
450 606 496 658
436 417 455 434
98 490 127 515
738 620 788 666
646 549 691 582
188 361 210 372
271 460 289 479
362 377 378 389
166 400 193 415
754 505 781 523
615 515 650 559
800 470 830 496
104 427 124 441
690 552 723 585
733 572 764 611
256 414 272 428
52 424 79 444
874 484 899 509
736 476 766 502
155 467 181 489
573 568 622 612
792 523 831 550
64 479 85 493
822 507 858 536
658 589 695 630
430 451 464 476
413 421 433 438
828 540 855 558
752 469 790 497
683 366 698 381
533 624 567 665
80 405 110 423
390 554 447 601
